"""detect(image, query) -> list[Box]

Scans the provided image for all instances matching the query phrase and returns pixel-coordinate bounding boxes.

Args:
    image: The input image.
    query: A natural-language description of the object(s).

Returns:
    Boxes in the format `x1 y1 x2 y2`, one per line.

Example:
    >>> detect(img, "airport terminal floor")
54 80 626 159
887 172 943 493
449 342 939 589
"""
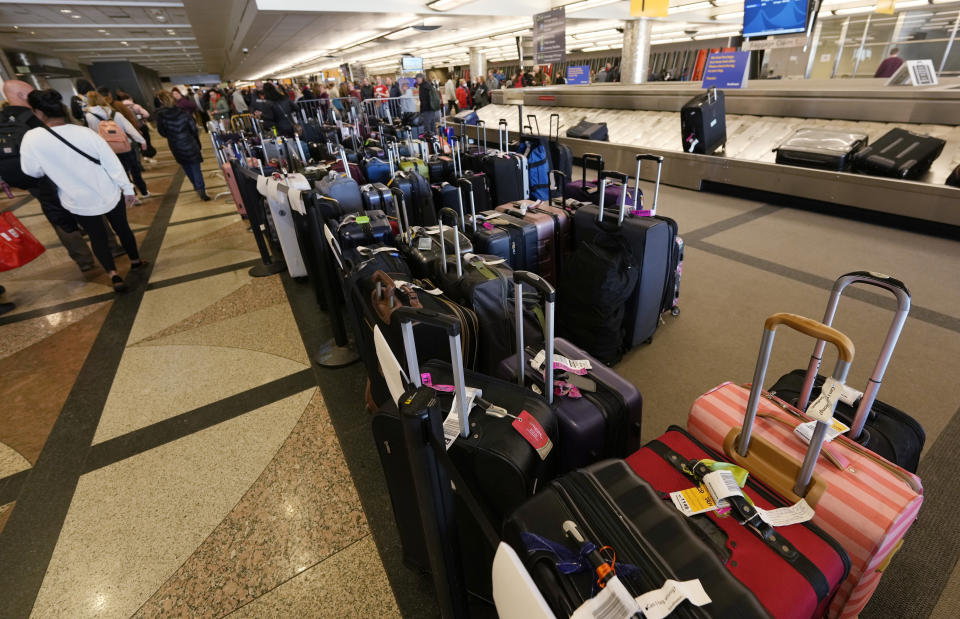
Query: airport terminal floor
1 136 959 618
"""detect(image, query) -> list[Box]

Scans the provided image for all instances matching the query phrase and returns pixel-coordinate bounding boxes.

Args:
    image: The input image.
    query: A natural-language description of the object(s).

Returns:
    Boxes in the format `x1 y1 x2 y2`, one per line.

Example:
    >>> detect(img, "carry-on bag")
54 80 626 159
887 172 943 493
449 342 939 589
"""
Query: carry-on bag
494 200 559 284
222 160 247 217
336 209 394 252
850 127 945 179
359 182 396 219
681 88 726 155
388 167 437 228
563 153 610 204
548 113 573 182
565 118 608 141
687 312 923 619
626 427 850 618
372 306 558 572
497 271 644 470
394 188 472 278
775 128 868 171
260 175 309 277
317 147 363 213
769 271 924 473
501 459 771 618
573 178 674 348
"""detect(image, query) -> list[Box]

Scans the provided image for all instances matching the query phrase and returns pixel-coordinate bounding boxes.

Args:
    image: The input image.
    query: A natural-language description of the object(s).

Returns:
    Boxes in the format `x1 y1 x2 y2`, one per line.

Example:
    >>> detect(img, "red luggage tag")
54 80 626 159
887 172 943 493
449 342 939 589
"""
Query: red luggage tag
512 411 553 460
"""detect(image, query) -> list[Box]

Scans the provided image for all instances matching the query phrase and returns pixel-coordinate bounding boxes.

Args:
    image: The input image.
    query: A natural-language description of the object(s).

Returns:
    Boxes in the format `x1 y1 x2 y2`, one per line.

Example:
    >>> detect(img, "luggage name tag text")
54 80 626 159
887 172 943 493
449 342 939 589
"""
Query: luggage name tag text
804 376 843 423
420 373 454 392
512 411 553 460
443 387 481 450
794 418 850 445
670 485 721 517
753 500 815 527
530 350 592 375
634 579 712 619
703 470 744 502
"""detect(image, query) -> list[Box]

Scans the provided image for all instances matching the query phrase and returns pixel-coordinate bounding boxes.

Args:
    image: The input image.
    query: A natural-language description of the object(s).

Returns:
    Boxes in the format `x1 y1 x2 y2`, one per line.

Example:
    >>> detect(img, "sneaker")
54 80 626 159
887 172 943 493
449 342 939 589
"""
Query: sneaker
133 197 142 206
0 301 14 316
199 192 212 202
141 191 151 199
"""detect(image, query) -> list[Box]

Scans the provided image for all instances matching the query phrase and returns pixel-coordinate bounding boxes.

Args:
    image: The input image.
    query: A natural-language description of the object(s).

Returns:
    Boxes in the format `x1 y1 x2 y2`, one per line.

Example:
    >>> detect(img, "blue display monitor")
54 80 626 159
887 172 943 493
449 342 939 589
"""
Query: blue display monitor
401 56 423 72
743 0 809 38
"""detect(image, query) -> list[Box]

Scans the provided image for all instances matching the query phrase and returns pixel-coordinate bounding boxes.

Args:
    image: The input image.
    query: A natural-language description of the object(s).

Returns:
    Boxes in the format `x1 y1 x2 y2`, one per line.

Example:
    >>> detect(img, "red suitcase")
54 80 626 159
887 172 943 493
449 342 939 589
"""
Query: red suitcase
496 271 644 472
626 427 850 618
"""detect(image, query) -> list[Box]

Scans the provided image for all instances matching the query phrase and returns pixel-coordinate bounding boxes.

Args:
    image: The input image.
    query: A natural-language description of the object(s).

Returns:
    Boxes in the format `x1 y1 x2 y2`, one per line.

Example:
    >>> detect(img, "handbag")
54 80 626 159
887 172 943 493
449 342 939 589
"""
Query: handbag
0 211 45 271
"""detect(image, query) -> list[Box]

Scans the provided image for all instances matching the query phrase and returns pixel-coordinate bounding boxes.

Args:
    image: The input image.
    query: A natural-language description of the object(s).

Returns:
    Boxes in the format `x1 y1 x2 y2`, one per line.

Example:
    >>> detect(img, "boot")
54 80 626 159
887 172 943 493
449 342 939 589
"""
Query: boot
198 190 212 201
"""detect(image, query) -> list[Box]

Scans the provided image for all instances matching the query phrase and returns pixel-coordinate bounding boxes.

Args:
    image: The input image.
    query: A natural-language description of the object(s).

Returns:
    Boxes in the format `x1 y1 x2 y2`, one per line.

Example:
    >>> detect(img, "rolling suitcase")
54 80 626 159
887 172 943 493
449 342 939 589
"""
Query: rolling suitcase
626 427 850 618
686 313 923 618
564 153 615 205
394 188 472 278
850 127 945 179
260 174 309 278
574 179 673 348
775 128 868 172
548 113 573 182
222 160 247 216
317 147 363 213
496 271 644 470
681 88 726 155
372 306 559 581
495 200 558 284
336 209 394 251
389 168 437 228
564 118 608 141
501 460 771 618
768 271 924 473
359 182 396 219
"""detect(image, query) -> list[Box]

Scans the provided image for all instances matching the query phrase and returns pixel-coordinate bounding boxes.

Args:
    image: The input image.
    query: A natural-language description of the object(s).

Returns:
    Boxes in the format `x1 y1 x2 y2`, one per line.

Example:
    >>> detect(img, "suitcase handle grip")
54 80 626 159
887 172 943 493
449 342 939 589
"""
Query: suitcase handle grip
438 207 463 278
396 307 470 438
596 179 626 226
798 272 911 439
580 153 603 185
389 186 411 244
634 154 663 213
513 271 555 405
551 170 567 208
738 313 855 497
456 177 478 233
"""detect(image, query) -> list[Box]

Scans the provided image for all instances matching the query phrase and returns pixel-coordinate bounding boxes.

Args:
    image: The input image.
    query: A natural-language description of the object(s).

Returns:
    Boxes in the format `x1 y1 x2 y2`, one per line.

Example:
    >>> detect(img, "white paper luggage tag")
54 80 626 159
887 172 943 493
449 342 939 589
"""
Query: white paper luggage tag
703 470 743 502
635 579 712 619
570 576 640 619
443 387 481 451
287 189 307 215
753 500 815 527
805 376 843 423
794 418 850 445
530 350 592 375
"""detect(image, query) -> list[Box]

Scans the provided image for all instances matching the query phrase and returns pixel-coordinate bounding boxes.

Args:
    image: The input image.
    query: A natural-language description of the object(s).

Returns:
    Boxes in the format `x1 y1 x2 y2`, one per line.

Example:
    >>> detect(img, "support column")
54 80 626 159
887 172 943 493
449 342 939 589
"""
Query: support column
469 47 486 81
620 18 653 84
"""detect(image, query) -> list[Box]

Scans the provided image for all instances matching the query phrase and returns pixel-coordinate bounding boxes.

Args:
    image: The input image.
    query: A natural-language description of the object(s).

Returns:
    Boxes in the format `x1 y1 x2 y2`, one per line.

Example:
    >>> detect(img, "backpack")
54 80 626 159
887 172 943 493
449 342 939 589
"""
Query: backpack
0 109 42 190
428 85 442 111
92 111 131 153
525 142 550 201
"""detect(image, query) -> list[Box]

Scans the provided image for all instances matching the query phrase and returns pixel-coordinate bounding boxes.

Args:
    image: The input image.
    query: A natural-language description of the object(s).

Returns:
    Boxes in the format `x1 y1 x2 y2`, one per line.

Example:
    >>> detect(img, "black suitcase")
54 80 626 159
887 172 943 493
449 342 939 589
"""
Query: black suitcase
481 152 526 205
775 128 868 171
574 179 675 349
681 88 726 155
549 113 573 184
336 209 394 252
394 190 472 279
566 118 609 141
502 460 771 618
769 271 925 473
851 127 945 179
359 182 396 218
388 169 437 227
372 307 558 584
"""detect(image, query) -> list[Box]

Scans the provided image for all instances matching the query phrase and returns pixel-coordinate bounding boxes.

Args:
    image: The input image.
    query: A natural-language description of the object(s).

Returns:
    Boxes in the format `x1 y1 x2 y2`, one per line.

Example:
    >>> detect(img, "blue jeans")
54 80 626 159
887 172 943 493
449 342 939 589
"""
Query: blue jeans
182 160 205 192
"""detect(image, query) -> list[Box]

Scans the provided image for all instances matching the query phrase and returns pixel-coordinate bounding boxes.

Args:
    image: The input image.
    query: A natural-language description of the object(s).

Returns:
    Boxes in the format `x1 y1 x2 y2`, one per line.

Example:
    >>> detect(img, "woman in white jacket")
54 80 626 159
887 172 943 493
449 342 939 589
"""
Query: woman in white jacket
84 91 150 201
22 89 146 293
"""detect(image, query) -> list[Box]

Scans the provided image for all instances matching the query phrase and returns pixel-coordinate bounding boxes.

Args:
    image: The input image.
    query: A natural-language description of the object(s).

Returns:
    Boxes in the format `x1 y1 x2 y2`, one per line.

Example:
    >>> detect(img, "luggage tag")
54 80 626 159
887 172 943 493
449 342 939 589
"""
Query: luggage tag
1 180 13 199
804 376 843 423
511 410 553 460
442 387 481 451
420 373 455 392
570 575 639 619
794 418 850 445
634 579 712 619
530 350 592 376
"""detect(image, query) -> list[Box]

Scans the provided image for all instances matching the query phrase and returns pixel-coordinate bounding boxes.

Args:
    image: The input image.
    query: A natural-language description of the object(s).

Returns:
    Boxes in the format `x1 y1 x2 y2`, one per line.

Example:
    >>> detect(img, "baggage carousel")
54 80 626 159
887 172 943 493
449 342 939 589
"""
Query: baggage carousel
469 80 960 227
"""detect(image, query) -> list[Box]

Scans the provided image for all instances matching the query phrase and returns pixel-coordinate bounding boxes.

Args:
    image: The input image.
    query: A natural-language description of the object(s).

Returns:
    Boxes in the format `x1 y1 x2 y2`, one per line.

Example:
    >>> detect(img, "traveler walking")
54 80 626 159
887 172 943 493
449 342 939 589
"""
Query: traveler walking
117 89 157 163
20 89 147 293
84 91 150 201
155 90 210 201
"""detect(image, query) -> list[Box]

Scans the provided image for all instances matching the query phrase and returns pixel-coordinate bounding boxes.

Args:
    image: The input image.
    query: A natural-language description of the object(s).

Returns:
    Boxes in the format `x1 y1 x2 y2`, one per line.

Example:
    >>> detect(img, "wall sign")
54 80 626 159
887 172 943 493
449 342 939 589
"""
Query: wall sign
566 65 590 84
701 51 751 89
533 7 566 65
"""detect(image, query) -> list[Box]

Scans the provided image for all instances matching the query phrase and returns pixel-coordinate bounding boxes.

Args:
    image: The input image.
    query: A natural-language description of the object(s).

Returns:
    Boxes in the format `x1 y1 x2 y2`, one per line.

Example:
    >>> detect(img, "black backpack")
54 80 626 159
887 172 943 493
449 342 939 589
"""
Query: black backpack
0 109 42 189
557 231 639 365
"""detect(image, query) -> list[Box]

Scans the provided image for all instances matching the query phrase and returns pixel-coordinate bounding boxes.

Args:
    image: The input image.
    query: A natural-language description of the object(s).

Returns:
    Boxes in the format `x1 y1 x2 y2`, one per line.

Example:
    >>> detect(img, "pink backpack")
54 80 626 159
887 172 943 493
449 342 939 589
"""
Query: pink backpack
94 111 131 153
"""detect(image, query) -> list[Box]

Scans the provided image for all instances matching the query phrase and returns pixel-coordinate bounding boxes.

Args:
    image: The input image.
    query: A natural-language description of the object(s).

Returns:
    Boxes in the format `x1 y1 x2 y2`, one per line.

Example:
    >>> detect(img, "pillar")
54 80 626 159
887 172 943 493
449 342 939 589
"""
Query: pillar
620 18 653 84
469 47 486 81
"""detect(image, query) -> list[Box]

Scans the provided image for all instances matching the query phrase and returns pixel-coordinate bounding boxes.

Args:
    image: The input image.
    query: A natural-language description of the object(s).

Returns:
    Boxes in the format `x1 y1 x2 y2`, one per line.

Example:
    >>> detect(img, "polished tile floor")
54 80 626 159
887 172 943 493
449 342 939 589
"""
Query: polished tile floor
1 135 959 619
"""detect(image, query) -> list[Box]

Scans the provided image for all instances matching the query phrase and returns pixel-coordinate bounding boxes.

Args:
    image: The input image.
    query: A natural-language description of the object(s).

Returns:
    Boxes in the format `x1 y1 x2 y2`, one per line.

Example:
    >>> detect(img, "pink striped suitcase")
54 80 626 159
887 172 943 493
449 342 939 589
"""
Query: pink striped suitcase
687 313 922 619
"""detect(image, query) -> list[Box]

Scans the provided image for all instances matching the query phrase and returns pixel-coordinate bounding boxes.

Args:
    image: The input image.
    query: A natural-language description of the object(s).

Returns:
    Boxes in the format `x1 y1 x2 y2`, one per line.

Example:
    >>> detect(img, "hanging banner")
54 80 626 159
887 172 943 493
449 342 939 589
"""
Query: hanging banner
533 7 566 65
876 0 895 14
631 0 669 17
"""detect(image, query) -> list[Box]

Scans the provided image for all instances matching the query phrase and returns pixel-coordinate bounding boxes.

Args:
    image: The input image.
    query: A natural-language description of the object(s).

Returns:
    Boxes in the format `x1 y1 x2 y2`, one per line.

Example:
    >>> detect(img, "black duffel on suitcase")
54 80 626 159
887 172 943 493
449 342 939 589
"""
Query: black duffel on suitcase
851 127 945 179
775 128 868 171
769 271 925 473
573 178 675 349
566 118 608 141
681 88 725 155
502 460 771 618
371 306 558 588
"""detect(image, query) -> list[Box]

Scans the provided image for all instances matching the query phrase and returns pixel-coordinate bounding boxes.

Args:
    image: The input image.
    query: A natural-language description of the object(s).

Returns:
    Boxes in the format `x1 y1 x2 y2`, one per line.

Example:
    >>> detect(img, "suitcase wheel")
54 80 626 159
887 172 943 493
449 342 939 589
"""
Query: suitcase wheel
671 307 680 317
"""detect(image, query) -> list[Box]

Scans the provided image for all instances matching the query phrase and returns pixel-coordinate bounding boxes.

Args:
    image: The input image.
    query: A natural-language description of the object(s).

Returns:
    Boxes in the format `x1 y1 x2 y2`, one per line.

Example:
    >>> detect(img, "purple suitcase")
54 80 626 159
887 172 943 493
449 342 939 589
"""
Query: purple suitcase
564 153 637 207
496 271 643 471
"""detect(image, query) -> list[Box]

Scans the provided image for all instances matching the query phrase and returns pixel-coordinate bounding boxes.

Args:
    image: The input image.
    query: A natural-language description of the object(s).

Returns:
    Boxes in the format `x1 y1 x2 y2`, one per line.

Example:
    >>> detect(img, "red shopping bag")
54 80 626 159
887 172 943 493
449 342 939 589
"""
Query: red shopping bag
0 211 45 271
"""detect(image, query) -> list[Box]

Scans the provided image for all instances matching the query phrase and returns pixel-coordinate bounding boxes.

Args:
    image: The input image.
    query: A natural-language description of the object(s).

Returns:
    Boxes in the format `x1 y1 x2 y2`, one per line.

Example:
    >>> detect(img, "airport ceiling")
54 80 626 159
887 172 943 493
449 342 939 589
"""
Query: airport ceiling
0 1 956 80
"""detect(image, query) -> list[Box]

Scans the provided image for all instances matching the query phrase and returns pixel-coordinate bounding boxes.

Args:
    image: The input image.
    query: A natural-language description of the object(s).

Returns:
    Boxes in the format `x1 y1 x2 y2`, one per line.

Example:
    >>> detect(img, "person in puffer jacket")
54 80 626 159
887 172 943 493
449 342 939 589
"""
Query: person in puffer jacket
155 89 209 201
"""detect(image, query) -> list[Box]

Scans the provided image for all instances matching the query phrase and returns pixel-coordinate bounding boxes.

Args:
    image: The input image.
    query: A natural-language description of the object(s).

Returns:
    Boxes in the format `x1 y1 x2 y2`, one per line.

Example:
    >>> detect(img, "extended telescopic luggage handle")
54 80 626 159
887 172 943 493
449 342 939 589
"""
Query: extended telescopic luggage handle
633 154 663 215
457 177 479 234
498 119 509 153
595 173 629 226
395 306 470 439
513 271 556 406
738 313 855 498
549 113 561 143
551 170 567 207
797 271 911 439
580 153 603 186
389 185 412 245
437 207 463 278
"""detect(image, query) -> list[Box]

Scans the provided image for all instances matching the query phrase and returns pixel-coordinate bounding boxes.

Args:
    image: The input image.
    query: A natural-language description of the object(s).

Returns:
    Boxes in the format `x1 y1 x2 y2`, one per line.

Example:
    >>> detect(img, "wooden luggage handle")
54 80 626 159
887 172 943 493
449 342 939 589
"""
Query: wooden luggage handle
764 313 854 363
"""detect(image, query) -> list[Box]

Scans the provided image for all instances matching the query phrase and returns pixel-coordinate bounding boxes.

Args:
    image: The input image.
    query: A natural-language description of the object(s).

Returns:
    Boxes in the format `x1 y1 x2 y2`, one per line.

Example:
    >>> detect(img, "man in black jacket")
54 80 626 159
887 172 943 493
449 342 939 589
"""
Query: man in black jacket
359 78 375 100
1 80 120 272
416 73 441 132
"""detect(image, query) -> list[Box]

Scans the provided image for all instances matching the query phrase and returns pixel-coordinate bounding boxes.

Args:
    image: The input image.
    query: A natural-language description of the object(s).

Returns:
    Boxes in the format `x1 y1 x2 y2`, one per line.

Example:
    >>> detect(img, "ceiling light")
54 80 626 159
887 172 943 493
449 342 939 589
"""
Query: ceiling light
693 30 741 38
833 6 875 13
121 41 129 46
566 0 622 13
714 10 744 19
60 9 72 13
573 28 623 39
672 1 713 13
932 0 959 3
712 0 743 5
895 0 931 6
384 27 420 40
71 14 81 19
427 0 474 11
